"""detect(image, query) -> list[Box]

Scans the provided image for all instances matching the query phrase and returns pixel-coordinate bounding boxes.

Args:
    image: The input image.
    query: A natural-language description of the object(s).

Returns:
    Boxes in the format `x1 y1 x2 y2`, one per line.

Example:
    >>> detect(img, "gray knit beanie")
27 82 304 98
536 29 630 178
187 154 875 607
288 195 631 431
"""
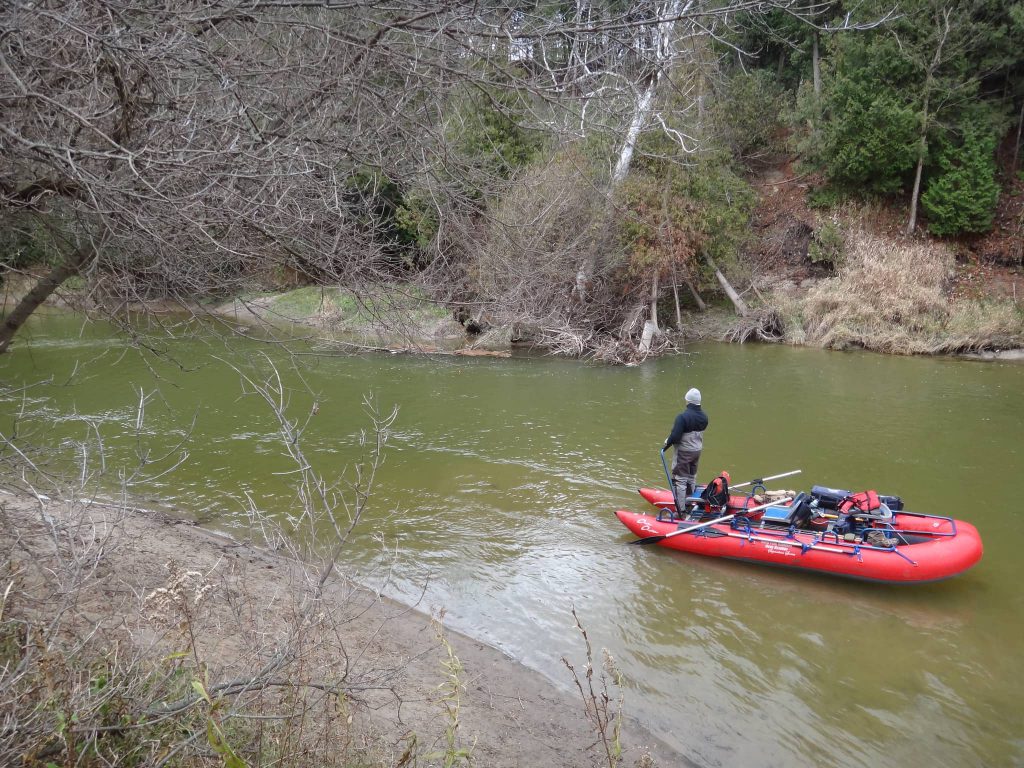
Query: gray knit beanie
685 387 701 405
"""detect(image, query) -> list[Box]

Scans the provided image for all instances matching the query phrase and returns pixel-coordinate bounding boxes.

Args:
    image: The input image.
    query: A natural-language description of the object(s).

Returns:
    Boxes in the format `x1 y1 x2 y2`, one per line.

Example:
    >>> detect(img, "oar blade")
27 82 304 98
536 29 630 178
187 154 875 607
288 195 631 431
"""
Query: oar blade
629 535 667 546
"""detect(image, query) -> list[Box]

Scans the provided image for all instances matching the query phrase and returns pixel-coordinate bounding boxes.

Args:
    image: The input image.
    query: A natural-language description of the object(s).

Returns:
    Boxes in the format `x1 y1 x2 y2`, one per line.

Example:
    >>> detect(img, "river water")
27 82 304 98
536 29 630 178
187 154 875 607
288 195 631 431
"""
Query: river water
2 313 1022 767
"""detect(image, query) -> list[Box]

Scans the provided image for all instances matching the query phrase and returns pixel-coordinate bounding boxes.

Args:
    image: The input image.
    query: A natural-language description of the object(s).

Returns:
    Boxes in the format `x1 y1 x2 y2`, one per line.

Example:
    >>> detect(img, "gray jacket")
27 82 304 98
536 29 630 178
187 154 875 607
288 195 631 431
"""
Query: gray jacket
664 403 708 453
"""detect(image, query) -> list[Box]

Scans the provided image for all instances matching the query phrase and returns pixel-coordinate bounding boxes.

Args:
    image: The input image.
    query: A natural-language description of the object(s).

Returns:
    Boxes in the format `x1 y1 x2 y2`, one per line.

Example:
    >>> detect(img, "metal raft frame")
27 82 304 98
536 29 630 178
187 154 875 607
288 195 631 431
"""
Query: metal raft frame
660 510 960 567
881 509 959 538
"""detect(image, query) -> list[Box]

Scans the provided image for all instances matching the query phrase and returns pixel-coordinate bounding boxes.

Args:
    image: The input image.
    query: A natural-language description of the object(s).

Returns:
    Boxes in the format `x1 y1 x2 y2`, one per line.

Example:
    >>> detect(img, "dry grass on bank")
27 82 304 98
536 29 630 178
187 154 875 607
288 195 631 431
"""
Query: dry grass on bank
0 493 406 768
796 230 1024 354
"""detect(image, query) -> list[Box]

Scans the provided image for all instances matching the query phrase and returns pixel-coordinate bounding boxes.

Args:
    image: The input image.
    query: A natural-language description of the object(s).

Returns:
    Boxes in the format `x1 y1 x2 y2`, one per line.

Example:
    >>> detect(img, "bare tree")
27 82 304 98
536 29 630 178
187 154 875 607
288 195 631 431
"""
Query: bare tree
0 1 475 352
1 0 892 358
454 1 891 356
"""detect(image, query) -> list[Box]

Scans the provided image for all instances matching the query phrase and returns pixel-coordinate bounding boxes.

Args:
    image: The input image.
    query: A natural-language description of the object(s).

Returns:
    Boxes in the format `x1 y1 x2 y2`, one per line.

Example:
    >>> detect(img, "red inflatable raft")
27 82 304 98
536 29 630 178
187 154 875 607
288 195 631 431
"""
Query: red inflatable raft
617 486 983 584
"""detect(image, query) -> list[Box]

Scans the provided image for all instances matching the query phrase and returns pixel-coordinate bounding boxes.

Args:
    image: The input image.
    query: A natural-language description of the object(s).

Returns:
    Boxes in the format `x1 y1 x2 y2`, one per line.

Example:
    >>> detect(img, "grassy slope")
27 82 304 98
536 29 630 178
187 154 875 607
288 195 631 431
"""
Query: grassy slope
729 165 1024 355
214 285 464 348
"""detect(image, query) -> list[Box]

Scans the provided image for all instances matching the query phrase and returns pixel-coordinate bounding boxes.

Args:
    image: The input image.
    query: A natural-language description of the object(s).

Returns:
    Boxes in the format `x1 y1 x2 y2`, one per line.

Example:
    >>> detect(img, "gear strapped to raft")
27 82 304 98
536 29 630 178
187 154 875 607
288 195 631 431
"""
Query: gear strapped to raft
838 490 881 515
700 471 731 507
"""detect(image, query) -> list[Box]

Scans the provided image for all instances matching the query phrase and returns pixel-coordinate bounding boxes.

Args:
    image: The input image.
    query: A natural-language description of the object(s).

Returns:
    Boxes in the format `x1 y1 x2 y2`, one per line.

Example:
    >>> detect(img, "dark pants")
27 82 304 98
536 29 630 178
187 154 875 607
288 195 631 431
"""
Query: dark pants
672 450 701 505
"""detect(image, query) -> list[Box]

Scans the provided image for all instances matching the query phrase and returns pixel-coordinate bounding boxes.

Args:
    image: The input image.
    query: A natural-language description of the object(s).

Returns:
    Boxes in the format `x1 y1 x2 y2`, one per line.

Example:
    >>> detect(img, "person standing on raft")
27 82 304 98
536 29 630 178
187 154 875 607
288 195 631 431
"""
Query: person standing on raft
663 387 708 507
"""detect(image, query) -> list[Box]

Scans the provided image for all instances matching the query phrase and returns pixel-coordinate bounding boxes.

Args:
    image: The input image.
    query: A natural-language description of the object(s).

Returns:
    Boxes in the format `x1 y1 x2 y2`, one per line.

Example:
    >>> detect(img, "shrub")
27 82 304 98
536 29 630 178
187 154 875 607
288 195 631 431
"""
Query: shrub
395 191 439 251
0 214 62 270
806 185 844 210
817 36 920 195
467 152 609 328
447 87 545 200
619 153 756 282
808 218 844 265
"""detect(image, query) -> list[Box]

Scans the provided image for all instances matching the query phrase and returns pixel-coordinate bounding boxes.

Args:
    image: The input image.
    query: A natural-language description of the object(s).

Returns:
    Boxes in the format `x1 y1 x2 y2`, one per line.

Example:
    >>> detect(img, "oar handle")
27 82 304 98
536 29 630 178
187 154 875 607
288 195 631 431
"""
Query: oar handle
631 497 793 545
664 497 792 540
731 469 802 490
663 512 736 539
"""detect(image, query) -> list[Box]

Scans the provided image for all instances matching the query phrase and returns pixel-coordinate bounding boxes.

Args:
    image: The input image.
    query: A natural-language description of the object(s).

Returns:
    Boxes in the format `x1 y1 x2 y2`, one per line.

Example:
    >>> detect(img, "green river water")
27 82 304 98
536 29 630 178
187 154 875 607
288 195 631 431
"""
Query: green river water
2 312 1022 767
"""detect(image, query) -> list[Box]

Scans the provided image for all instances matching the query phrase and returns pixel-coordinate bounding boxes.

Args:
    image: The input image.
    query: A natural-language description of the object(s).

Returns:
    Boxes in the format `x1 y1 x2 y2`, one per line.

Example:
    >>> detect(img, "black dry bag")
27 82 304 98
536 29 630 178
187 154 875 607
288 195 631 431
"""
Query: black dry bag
700 473 731 507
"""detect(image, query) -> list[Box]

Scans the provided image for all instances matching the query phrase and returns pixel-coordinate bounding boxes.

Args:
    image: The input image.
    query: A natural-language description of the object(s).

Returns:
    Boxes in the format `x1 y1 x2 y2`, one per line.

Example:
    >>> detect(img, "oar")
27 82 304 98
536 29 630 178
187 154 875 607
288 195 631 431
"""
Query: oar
713 528 844 554
629 497 792 546
730 469 802 490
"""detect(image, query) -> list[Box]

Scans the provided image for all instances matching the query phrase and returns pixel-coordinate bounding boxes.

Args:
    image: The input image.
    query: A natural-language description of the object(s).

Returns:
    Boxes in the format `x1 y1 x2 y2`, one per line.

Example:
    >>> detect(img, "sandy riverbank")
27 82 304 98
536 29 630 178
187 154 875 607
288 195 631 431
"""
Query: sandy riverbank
0 488 686 767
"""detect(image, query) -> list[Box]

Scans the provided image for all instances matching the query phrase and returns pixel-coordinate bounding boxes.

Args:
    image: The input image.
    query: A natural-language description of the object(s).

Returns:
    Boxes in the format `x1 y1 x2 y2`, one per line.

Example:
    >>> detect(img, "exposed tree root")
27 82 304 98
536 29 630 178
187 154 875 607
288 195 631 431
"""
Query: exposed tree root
721 307 786 343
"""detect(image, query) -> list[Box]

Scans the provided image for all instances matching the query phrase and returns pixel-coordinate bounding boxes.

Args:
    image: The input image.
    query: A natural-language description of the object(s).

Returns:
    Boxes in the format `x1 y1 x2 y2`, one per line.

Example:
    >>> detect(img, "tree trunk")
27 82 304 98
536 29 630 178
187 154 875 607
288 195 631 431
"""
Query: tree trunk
612 77 657 185
567 0 590 94
638 270 661 355
812 31 821 96
907 10 949 236
706 255 747 316
1013 98 1024 176
610 0 686 184
672 282 683 329
0 243 96 353
576 0 686 297
685 278 707 311
649 269 660 331
638 319 658 355
906 132 928 235
907 77 936 235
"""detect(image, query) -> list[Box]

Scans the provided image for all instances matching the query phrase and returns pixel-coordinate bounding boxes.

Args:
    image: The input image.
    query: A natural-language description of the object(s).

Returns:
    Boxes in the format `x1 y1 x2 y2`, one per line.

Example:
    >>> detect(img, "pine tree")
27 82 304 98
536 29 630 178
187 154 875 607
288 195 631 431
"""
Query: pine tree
920 125 1000 236
819 36 920 195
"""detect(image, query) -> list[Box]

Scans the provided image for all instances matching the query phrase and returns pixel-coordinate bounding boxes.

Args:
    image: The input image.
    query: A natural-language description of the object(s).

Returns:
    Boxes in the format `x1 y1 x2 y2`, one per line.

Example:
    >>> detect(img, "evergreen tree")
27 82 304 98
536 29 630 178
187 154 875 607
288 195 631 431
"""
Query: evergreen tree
797 0 1022 225
819 35 920 195
920 124 1000 236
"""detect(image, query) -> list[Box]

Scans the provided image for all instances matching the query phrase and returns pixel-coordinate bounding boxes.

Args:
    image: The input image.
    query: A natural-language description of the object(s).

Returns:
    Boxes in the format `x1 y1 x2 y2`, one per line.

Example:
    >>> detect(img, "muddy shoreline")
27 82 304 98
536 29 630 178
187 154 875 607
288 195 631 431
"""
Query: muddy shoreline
0 487 688 767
